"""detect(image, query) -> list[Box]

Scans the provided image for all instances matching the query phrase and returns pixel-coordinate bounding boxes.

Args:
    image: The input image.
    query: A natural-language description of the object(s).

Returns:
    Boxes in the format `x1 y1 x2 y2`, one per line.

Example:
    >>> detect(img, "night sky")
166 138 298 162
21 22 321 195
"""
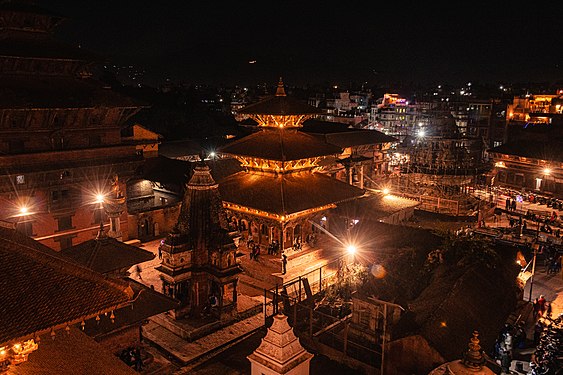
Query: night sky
38 1 563 87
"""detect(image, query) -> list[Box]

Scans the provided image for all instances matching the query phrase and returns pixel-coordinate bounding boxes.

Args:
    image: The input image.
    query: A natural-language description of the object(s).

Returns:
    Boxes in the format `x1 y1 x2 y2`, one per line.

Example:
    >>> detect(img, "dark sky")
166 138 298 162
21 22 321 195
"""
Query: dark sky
38 1 563 87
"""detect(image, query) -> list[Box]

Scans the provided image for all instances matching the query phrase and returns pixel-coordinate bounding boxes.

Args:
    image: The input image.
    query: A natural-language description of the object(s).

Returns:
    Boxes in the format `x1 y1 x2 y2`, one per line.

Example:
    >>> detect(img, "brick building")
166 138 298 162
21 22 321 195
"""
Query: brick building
0 3 147 249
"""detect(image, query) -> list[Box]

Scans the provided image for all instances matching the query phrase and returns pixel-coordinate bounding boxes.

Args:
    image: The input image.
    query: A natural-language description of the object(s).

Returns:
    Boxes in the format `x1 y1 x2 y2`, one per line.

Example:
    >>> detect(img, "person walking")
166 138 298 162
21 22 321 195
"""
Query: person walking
134 264 143 280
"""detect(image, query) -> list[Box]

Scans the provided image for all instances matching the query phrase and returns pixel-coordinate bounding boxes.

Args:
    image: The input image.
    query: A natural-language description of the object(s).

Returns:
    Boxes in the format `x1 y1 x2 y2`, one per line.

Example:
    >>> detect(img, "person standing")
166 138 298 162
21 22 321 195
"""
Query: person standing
538 295 546 316
506 198 510 211
511 199 517 211
282 253 288 275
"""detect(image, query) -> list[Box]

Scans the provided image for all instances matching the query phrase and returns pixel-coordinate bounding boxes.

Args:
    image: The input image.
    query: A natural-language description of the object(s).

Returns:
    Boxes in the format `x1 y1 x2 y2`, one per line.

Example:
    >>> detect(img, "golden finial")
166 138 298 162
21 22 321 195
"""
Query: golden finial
275 77 286 97
462 330 486 369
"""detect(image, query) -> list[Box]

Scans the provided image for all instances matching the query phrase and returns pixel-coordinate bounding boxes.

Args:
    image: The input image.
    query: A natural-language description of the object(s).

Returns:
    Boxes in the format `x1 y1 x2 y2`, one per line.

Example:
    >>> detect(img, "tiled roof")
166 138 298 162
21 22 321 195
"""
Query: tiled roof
9 327 137 375
0 227 133 345
84 278 179 339
218 171 365 216
61 236 155 274
0 75 147 109
302 119 397 147
331 193 420 221
489 139 563 162
237 95 321 116
218 129 342 161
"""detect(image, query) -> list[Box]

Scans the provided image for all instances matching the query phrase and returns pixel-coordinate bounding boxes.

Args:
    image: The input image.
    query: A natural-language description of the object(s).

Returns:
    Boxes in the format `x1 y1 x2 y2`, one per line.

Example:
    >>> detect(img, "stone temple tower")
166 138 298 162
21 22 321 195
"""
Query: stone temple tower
157 160 241 319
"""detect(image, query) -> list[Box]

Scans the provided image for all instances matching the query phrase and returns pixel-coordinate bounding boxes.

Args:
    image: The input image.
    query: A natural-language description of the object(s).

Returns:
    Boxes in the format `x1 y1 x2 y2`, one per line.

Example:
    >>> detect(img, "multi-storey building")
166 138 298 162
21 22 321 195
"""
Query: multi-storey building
0 3 147 249
507 90 563 127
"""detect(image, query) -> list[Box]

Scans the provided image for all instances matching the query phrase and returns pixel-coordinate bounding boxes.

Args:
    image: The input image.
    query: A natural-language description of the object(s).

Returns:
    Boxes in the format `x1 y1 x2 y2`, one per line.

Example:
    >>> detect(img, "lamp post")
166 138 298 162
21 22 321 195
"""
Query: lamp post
528 240 539 302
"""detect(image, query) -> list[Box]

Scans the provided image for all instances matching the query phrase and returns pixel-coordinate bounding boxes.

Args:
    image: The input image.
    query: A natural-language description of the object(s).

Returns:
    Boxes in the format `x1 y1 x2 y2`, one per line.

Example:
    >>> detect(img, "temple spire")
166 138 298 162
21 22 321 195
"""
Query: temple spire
275 77 286 97
462 330 486 369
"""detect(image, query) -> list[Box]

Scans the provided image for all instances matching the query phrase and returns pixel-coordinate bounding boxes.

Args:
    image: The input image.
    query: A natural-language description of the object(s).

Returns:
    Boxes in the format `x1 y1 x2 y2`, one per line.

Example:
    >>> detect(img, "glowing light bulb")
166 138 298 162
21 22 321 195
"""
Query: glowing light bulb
346 245 357 255
19 206 28 215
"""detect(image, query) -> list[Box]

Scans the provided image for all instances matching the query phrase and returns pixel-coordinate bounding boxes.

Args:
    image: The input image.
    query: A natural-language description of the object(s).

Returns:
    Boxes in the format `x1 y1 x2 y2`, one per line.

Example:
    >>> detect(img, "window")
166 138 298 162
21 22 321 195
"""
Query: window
16 175 25 185
57 215 73 231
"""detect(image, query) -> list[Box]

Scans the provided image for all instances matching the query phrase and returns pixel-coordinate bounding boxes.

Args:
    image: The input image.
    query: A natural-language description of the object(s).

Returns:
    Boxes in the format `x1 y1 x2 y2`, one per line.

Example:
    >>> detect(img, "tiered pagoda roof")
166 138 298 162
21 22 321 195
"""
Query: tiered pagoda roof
219 128 341 162
218 79 365 220
220 171 364 220
0 75 144 109
237 79 321 117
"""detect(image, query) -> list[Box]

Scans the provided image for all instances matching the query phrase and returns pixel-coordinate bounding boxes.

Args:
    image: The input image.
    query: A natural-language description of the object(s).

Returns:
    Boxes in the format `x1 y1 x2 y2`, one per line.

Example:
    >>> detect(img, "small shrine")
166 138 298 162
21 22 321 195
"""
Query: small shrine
247 313 313 375
428 331 494 375
157 159 241 319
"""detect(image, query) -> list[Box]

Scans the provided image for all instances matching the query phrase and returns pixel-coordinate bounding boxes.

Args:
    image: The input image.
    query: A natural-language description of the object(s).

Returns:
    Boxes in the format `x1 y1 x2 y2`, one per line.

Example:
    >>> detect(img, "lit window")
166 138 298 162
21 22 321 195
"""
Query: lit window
16 175 25 184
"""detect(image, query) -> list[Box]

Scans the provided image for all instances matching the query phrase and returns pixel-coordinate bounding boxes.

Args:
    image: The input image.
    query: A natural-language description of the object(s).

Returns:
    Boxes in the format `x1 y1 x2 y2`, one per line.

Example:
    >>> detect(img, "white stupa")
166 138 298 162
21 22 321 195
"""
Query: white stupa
248 313 313 375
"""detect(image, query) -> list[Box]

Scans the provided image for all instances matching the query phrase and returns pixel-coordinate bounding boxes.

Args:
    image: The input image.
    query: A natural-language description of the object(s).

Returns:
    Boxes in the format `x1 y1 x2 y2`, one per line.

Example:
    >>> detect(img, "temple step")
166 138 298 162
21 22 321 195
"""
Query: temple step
144 313 264 366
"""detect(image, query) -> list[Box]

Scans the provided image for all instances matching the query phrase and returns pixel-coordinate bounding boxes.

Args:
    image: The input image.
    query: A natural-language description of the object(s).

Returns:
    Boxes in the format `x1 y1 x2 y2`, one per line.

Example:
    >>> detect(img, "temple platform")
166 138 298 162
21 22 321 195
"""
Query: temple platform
238 233 344 294
143 293 264 367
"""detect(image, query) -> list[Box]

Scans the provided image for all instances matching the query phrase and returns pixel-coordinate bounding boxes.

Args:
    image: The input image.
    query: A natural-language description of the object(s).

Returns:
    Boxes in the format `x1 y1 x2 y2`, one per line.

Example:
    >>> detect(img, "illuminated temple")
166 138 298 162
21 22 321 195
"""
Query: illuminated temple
218 80 365 268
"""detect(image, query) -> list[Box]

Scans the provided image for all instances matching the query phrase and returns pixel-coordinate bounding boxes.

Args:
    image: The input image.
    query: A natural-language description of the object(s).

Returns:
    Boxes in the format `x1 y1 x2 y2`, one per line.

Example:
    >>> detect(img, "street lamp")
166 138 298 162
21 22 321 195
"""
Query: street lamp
346 245 357 255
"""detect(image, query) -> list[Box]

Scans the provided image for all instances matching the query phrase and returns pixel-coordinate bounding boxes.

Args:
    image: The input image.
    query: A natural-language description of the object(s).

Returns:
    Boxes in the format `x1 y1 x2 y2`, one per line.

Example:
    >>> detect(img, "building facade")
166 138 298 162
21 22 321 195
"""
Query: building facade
0 4 146 249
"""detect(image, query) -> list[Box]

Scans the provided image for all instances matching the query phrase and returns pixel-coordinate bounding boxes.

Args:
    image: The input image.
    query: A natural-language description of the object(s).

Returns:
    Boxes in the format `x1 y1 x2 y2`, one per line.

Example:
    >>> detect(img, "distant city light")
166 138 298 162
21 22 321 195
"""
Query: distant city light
383 188 390 195
209 151 216 158
417 129 426 138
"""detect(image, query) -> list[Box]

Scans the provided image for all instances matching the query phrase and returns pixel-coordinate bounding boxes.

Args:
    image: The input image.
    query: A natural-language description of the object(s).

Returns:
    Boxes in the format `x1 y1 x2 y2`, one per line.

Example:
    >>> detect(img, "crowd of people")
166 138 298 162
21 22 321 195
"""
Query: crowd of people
493 294 561 374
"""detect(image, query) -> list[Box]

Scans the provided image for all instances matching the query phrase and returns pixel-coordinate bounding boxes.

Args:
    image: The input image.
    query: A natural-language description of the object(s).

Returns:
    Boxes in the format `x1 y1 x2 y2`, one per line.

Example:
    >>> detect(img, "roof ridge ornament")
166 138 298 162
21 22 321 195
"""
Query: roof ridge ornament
462 330 486 369
275 77 286 97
